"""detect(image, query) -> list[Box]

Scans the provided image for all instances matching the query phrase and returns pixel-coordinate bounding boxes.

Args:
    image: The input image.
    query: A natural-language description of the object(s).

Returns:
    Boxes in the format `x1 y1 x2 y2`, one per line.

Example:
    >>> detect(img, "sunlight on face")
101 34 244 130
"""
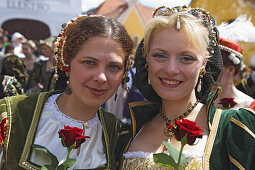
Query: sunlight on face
146 28 206 101
67 36 126 108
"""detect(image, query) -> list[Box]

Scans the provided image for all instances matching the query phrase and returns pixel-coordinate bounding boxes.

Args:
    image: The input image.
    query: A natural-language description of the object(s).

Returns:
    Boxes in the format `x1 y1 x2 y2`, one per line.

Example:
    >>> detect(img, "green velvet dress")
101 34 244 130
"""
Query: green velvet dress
117 88 255 169
0 91 121 170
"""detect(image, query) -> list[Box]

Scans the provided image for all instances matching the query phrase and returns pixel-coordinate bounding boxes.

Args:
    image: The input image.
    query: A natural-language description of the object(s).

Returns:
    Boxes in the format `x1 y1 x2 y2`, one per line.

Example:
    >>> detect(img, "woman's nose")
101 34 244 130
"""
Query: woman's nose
94 70 107 83
162 58 180 74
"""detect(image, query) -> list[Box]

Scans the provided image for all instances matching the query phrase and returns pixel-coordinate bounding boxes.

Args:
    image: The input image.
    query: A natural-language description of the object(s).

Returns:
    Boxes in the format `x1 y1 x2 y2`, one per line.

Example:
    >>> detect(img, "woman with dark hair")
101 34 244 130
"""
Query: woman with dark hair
0 15 133 169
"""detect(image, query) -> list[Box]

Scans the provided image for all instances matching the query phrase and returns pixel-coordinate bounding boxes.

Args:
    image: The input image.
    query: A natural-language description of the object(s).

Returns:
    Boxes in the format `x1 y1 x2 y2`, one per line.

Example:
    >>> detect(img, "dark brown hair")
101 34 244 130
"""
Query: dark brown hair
221 50 241 75
65 16 133 69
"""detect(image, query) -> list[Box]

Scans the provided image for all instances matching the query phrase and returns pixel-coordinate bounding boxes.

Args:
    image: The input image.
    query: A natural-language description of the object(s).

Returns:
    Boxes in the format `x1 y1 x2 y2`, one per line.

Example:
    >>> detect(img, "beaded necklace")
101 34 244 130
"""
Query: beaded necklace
160 100 199 137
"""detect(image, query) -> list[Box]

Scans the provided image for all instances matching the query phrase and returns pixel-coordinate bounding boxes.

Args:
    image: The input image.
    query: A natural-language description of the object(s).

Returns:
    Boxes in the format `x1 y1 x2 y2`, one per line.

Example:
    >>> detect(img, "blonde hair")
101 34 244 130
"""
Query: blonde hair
144 11 209 57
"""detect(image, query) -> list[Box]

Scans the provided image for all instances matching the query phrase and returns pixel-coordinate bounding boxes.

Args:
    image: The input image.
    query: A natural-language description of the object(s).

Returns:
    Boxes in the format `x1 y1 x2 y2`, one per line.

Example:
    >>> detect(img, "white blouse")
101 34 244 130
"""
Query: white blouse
30 94 106 169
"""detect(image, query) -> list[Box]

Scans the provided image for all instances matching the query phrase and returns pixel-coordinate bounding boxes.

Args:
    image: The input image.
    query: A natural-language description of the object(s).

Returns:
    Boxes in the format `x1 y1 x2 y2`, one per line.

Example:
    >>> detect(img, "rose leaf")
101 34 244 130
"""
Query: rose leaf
58 158 76 169
163 141 187 167
32 144 58 168
153 153 178 168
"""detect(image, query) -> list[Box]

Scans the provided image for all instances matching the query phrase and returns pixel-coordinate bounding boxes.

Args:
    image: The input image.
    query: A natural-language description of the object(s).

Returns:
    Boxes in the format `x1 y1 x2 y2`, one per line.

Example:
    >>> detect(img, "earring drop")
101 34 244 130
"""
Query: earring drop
148 76 150 85
65 80 72 95
197 68 206 93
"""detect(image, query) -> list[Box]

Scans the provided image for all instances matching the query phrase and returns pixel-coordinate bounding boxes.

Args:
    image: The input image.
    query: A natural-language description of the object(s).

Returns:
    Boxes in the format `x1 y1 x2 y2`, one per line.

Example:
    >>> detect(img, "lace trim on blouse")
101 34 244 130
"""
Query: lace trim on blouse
47 93 98 128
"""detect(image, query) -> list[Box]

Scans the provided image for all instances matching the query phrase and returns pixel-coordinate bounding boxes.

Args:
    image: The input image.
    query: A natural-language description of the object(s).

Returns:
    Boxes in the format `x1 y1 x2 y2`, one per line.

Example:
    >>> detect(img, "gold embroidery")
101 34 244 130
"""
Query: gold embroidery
98 107 111 169
5 98 12 164
18 93 47 170
202 109 222 170
230 117 255 139
121 157 202 170
129 101 153 138
228 154 245 170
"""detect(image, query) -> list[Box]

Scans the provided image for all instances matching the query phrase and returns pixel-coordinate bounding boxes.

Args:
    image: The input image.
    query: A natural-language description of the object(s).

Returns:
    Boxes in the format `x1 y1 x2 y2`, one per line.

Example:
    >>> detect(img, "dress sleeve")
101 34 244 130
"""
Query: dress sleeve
225 108 255 169
0 99 8 147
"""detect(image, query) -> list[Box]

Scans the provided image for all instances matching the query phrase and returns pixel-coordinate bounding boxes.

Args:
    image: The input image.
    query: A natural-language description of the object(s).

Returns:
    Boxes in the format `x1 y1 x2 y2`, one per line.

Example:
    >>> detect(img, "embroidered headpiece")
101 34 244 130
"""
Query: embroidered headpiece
152 6 218 54
53 14 105 80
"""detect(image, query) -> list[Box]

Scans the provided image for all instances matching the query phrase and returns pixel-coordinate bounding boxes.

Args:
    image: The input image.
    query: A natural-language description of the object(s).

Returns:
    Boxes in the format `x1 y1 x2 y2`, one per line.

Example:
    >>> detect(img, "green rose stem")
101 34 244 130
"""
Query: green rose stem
176 143 185 170
64 147 72 170
176 135 187 170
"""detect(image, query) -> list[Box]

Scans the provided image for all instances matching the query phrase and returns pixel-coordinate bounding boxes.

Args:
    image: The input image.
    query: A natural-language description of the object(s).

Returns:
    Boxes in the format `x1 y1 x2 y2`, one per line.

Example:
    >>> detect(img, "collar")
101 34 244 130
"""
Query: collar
128 87 222 137
129 101 160 138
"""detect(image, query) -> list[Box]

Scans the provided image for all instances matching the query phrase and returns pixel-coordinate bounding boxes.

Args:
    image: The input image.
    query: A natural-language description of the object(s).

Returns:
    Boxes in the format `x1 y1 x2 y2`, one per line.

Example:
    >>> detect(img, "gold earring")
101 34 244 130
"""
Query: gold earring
197 68 206 93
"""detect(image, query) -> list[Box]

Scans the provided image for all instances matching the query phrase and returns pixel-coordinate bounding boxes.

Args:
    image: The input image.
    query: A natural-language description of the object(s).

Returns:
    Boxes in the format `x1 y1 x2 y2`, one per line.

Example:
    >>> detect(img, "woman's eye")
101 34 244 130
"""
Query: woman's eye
108 64 122 71
152 53 166 59
179 56 196 63
84 60 95 65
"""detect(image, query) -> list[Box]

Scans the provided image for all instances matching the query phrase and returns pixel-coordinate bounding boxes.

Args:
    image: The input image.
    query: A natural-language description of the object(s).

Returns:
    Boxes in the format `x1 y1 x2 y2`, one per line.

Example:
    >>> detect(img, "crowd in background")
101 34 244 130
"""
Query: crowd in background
0 28 56 96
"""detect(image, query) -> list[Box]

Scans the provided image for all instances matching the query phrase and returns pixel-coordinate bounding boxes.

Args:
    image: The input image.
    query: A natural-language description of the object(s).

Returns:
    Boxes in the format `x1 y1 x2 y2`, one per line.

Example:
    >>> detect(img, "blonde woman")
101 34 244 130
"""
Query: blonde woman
117 6 255 169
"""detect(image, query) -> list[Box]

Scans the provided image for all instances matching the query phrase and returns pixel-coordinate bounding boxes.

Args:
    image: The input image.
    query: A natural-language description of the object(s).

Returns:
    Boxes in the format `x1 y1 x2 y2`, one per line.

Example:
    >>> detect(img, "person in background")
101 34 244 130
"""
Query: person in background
0 14 133 169
215 15 255 109
26 36 57 93
21 40 40 92
236 54 255 99
0 54 29 89
214 38 254 109
11 32 26 58
117 6 255 169
4 44 14 56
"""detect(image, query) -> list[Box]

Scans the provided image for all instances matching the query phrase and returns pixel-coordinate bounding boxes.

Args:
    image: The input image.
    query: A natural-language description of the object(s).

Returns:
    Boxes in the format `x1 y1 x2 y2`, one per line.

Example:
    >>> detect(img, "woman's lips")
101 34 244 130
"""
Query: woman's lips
88 87 107 96
160 78 182 88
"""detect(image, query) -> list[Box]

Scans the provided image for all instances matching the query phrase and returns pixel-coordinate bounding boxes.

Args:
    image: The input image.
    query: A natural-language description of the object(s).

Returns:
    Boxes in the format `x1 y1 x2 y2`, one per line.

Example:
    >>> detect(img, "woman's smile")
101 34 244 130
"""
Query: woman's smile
160 77 182 88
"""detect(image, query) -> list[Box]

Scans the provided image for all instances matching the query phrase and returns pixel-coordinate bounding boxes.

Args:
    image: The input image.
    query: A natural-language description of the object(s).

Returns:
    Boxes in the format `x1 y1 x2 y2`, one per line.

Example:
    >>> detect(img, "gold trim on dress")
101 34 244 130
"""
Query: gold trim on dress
202 109 222 170
98 107 111 169
230 117 255 139
119 130 129 136
4 98 12 164
206 88 221 131
18 93 47 170
128 101 153 138
228 154 245 170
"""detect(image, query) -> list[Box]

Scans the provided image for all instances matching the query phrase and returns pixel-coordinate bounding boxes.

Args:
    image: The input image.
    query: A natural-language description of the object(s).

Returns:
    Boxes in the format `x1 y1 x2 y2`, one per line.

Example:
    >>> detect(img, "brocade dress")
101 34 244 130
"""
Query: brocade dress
121 131 208 170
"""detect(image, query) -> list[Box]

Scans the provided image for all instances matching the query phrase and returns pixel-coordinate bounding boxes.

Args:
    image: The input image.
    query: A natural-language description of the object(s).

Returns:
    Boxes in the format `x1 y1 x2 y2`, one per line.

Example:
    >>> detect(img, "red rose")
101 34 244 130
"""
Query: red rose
58 126 90 149
167 119 203 145
218 98 237 108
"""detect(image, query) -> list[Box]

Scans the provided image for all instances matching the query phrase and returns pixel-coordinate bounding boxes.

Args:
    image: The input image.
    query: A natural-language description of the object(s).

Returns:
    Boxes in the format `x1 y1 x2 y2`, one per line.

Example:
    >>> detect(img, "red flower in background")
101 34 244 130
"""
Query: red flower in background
219 98 237 108
58 126 90 149
167 119 203 145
